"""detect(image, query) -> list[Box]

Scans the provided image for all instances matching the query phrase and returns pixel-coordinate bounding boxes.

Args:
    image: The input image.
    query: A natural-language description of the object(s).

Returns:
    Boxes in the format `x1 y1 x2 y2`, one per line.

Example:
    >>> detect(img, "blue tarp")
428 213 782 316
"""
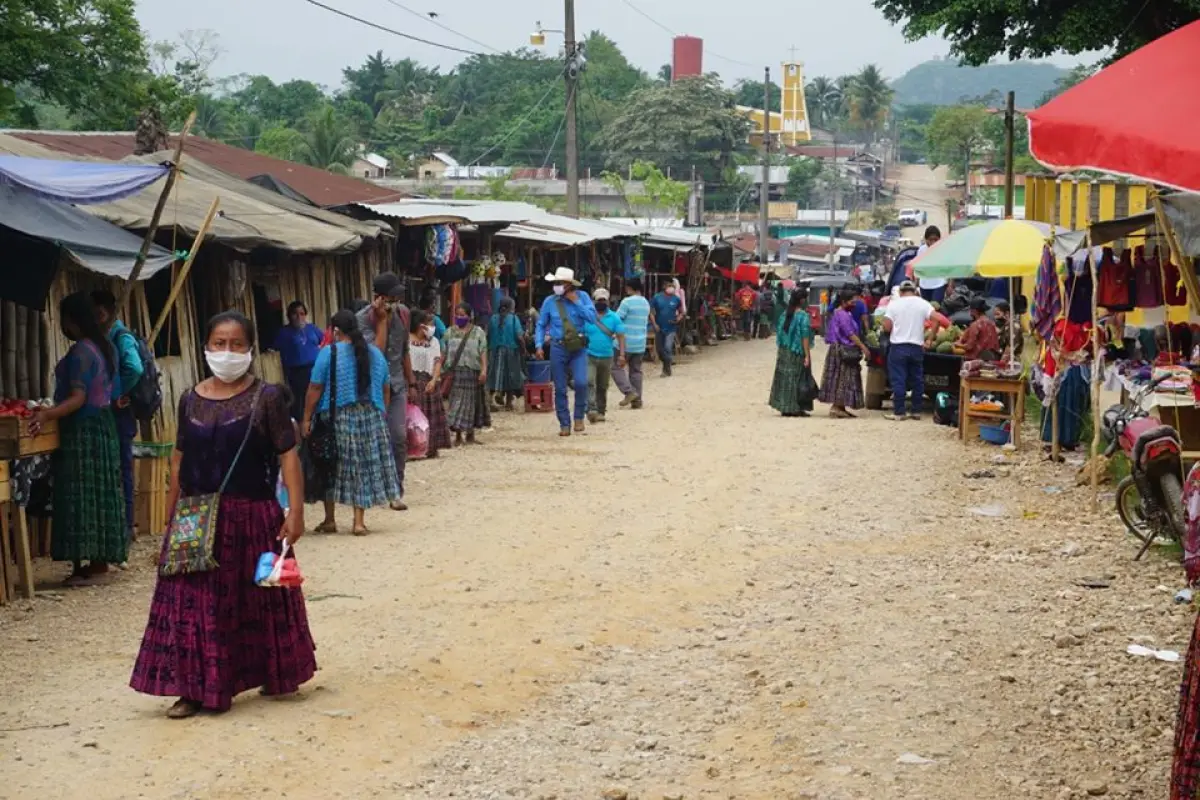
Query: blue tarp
0 156 168 204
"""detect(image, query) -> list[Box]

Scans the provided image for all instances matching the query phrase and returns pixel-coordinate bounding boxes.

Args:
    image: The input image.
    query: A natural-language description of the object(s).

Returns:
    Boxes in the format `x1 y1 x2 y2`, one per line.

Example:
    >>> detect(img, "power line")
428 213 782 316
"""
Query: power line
299 0 482 56
541 85 572 169
617 0 757 70
375 0 502 54
464 68 566 166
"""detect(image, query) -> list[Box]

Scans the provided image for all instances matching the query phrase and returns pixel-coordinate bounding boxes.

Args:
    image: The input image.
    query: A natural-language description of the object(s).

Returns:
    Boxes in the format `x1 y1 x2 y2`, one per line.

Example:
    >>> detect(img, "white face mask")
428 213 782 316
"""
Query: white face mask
423 325 435 338
205 349 253 383
552 284 567 296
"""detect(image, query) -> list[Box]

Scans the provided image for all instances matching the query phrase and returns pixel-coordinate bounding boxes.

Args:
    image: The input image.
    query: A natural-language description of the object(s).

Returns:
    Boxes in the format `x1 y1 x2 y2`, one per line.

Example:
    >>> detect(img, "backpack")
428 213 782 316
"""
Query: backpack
119 329 163 422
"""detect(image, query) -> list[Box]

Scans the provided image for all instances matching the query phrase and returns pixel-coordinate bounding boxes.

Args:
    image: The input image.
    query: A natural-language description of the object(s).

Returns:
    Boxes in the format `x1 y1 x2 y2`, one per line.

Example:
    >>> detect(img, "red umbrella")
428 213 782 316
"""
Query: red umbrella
1027 20 1200 192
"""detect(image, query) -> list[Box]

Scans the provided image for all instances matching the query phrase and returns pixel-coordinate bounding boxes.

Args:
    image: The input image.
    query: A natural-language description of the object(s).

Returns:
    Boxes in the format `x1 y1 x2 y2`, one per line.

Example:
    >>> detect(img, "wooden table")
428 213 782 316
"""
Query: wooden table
958 375 1027 448
0 460 35 605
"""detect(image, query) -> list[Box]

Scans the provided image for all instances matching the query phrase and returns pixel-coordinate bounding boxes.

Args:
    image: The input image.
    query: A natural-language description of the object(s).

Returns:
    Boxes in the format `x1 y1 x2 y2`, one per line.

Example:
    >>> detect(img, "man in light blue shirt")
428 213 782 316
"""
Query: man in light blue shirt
583 288 626 423
612 277 650 408
535 268 598 436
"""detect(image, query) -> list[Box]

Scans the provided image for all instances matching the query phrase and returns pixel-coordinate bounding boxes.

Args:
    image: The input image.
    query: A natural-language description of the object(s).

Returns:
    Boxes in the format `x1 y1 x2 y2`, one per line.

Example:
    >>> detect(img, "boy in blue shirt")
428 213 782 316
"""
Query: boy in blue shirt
649 283 684 377
613 278 651 408
583 288 626 423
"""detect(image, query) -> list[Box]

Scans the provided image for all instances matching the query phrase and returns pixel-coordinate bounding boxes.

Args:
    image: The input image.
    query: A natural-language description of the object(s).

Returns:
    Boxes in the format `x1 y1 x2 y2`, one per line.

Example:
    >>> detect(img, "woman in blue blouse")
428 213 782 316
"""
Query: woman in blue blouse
487 296 526 410
273 301 324 420
302 310 399 536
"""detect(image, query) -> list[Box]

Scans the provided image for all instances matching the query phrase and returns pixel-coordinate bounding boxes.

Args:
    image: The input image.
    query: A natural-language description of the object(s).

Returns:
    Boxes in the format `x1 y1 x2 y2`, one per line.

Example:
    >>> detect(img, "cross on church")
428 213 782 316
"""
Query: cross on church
787 46 800 63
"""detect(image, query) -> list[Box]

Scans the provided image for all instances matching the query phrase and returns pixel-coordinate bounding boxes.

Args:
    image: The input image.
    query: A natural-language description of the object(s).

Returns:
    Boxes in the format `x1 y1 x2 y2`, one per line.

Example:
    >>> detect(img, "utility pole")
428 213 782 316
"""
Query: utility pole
564 0 580 217
758 66 771 265
1003 90 1016 219
827 136 838 265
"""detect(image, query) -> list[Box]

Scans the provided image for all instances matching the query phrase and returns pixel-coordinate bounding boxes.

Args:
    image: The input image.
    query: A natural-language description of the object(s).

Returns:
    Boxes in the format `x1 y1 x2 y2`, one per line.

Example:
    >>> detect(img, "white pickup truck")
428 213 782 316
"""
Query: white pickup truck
898 208 926 227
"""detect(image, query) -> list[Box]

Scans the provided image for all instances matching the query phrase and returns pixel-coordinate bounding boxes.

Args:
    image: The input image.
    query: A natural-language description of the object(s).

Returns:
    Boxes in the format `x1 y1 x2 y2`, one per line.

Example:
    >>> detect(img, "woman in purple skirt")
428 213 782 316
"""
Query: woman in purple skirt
130 311 315 718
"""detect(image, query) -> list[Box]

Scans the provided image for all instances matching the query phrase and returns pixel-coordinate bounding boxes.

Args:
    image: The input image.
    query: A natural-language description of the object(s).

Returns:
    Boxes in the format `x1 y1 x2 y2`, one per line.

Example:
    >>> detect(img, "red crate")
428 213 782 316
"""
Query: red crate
524 382 554 413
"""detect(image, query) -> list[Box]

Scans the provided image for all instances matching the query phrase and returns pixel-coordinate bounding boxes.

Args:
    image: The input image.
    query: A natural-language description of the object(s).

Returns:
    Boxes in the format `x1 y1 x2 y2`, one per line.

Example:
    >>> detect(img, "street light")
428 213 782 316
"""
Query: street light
529 21 561 47
526 8 584 216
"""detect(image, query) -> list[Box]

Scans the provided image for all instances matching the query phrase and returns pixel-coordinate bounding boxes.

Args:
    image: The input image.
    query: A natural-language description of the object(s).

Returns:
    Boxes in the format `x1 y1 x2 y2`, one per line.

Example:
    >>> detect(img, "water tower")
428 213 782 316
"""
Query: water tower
672 36 703 81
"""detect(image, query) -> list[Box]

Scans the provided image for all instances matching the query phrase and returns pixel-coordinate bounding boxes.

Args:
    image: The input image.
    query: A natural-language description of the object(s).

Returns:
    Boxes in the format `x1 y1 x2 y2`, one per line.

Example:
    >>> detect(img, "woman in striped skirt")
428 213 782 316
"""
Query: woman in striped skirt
818 289 870 418
303 310 399 536
487 296 526 410
408 310 452 457
443 302 490 446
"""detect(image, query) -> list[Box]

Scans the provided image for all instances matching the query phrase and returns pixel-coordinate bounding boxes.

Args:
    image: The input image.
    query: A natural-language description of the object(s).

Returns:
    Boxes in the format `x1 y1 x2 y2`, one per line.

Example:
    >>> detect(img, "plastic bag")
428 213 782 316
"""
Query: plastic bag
406 402 430 459
254 542 304 588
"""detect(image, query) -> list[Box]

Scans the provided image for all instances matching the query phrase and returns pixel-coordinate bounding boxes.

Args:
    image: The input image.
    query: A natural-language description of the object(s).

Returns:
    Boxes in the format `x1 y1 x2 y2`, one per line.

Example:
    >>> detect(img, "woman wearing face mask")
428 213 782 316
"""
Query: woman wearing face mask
304 310 399 535
486 296 526 411
442 302 490 445
818 289 871 418
130 311 315 719
30 292 126 585
409 310 452 458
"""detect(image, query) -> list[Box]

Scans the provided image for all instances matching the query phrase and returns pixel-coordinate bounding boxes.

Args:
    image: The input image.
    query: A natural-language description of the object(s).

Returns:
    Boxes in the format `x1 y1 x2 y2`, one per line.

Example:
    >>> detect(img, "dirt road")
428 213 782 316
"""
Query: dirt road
0 340 1191 799
893 163 952 236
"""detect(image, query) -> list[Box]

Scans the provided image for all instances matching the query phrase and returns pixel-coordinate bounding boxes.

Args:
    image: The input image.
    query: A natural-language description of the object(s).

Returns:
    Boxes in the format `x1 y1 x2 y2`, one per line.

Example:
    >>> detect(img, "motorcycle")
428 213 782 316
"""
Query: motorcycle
1102 376 1187 559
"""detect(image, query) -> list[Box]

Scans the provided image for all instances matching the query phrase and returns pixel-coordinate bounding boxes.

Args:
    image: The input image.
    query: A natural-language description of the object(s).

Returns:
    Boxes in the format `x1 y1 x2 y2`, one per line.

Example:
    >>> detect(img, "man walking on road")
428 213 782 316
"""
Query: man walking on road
613 278 650 408
584 289 625 423
735 283 758 340
535 268 598 436
357 272 415 510
650 282 684 377
881 280 949 421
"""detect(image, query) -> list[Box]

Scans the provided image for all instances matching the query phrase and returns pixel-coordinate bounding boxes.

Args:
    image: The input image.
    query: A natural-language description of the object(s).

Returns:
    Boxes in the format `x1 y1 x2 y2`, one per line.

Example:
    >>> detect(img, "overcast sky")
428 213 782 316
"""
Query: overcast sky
134 0 1075 91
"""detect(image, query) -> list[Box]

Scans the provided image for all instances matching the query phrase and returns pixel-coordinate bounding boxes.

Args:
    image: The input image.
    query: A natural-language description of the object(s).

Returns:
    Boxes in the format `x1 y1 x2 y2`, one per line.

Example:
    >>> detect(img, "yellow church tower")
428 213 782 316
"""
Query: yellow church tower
780 61 811 147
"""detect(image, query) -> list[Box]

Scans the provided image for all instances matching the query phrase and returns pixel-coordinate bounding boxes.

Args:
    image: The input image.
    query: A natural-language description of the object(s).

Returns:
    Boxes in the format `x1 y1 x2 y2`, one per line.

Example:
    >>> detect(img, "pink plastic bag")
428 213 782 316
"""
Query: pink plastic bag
406 402 430 459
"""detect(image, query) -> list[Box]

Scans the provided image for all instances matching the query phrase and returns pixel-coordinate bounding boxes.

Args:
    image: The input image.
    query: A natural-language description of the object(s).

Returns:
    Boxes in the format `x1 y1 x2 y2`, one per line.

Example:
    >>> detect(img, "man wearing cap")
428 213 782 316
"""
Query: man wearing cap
535 268 599 436
954 296 1000 360
583 288 626 424
881 280 950 421
357 272 415 509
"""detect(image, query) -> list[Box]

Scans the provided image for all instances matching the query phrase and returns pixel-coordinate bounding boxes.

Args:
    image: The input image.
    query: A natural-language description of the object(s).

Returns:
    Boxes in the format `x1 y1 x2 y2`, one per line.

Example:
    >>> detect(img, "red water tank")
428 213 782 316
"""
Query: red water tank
672 36 703 80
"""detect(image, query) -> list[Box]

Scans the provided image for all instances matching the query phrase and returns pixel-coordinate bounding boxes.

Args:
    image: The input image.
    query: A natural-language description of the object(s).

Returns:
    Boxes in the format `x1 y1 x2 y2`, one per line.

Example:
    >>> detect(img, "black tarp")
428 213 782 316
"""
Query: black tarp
247 174 315 206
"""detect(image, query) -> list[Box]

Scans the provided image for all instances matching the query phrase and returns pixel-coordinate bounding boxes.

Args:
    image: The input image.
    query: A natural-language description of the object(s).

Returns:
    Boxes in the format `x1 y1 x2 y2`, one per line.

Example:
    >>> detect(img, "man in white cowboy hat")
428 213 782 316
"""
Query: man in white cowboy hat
535 267 599 436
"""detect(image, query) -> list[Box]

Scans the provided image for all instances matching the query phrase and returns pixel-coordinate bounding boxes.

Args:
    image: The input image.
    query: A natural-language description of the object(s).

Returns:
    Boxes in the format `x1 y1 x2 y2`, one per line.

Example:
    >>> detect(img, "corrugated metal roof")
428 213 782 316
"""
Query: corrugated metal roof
10 131 404 207
495 224 593 247
359 199 543 225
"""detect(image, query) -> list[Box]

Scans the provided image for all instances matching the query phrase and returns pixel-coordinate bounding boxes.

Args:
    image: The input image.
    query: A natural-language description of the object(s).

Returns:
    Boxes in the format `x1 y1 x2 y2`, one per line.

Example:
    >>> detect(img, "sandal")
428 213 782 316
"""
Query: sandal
352 527 369 537
313 521 338 534
167 699 202 720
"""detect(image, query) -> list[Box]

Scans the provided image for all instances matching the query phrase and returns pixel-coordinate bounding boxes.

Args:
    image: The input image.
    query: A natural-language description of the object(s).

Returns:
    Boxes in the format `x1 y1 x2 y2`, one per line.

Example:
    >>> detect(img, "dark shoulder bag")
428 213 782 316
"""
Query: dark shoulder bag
556 297 588 353
160 382 264 576
308 343 339 470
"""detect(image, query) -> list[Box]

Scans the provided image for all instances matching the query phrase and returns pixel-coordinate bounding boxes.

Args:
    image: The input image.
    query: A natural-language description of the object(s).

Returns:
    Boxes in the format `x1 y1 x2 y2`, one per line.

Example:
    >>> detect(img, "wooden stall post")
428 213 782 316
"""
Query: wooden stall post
1089 236 1102 510
149 197 221 343
120 111 196 315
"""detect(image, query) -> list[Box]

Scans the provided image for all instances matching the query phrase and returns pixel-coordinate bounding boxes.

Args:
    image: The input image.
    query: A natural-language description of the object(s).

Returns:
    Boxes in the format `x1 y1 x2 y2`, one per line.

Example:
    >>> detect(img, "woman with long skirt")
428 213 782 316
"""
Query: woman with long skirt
130 311 315 718
304 310 400 536
487 296 526 410
818 289 871 418
33 292 126 585
443 302 490 445
1173 477 1200 798
769 289 818 418
409 310 452 458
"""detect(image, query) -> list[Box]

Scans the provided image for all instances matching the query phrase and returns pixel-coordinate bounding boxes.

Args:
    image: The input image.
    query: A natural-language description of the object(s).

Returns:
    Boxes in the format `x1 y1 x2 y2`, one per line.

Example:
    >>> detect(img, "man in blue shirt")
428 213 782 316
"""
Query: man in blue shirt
583 288 626 423
649 282 684 377
272 300 324 419
92 290 144 546
613 277 650 408
535 267 598 436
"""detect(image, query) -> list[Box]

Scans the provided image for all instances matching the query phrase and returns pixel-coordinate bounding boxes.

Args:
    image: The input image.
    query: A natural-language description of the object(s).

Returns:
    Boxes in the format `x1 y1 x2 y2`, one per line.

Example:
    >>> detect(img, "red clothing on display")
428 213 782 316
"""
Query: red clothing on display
1134 246 1165 308
1045 319 1093 377
1096 247 1134 311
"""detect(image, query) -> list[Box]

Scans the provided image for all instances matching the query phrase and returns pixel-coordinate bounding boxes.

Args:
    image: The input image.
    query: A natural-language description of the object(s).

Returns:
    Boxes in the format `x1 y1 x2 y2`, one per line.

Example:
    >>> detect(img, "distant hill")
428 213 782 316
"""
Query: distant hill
891 59 1070 108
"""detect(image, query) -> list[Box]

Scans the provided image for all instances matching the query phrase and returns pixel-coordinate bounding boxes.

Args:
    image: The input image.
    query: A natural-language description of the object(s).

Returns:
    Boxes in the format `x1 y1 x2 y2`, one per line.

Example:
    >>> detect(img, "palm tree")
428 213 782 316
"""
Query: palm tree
848 64 894 143
299 106 358 173
805 76 838 129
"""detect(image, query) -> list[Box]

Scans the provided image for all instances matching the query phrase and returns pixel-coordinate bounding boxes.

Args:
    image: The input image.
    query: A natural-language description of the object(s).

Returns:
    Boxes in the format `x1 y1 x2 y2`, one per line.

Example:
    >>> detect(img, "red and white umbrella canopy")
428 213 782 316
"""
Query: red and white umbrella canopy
1027 20 1200 192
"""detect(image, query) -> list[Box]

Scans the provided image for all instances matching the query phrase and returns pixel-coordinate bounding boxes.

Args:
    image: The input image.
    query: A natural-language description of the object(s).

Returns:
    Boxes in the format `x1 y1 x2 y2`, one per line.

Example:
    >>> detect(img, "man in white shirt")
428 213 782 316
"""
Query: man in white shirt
881 280 950 421
917 225 945 302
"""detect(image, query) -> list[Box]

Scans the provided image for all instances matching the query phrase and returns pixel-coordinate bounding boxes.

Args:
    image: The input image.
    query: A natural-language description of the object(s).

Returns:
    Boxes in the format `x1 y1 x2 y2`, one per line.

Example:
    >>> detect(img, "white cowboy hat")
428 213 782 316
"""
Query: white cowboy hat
544 267 581 286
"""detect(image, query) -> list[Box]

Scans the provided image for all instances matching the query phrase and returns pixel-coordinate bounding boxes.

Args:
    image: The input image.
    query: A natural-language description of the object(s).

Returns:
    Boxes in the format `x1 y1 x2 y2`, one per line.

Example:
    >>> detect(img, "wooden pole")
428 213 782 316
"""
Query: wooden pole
120 111 196 315
148 197 220 343
1089 239 1102 510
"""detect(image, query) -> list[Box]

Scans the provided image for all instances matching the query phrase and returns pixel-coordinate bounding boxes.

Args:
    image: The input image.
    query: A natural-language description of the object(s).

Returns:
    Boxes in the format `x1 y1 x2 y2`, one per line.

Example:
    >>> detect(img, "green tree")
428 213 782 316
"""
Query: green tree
734 79 781 112
0 0 155 125
1038 64 1097 104
342 50 392 115
785 158 823 206
298 106 358 173
925 104 989 177
847 64 894 142
601 160 690 215
255 125 306 161
594 75 751 185
805 76 841 129
873 0 1200 65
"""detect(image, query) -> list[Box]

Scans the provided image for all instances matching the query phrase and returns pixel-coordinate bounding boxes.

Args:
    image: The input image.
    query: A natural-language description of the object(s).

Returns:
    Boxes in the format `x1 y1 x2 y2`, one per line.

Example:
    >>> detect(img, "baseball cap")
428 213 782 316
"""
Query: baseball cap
593 288 610 301
898 280 917 292
373 272 403 298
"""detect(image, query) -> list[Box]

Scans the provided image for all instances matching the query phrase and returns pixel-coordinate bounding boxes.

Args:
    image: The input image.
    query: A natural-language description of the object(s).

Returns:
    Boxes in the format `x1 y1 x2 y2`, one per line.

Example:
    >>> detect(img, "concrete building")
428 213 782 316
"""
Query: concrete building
371 175 651 216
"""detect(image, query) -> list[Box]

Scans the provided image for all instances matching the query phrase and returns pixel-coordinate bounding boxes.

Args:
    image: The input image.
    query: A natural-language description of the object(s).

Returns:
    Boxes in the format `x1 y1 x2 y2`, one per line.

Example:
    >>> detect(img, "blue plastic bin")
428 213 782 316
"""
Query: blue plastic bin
979 422 1010 445
527 360 551 384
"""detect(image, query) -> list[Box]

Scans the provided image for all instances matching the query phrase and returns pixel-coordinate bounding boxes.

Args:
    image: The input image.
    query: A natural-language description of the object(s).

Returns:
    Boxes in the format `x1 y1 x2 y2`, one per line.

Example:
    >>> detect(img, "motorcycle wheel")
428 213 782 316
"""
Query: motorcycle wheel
1115 476 1154 544
1161 471 1187 543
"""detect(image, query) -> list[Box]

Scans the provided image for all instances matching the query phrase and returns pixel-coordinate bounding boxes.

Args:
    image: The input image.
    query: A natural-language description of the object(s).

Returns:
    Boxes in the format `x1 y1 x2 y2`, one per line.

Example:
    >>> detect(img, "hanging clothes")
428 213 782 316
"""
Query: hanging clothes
1064 251 1094 324
1031 245 1062 342
1134 246 1165 308
1096 247 1134 311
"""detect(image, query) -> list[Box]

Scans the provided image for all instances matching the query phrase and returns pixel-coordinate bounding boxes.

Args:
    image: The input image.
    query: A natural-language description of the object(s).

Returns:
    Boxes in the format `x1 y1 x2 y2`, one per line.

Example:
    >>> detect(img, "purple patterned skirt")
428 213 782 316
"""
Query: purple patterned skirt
130 496 317 711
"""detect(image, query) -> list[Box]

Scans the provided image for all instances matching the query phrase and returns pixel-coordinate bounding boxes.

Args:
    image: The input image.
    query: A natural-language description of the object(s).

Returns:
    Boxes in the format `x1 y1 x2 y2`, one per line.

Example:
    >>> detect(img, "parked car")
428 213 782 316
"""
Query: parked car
882 224 902 240
898 208 924 227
